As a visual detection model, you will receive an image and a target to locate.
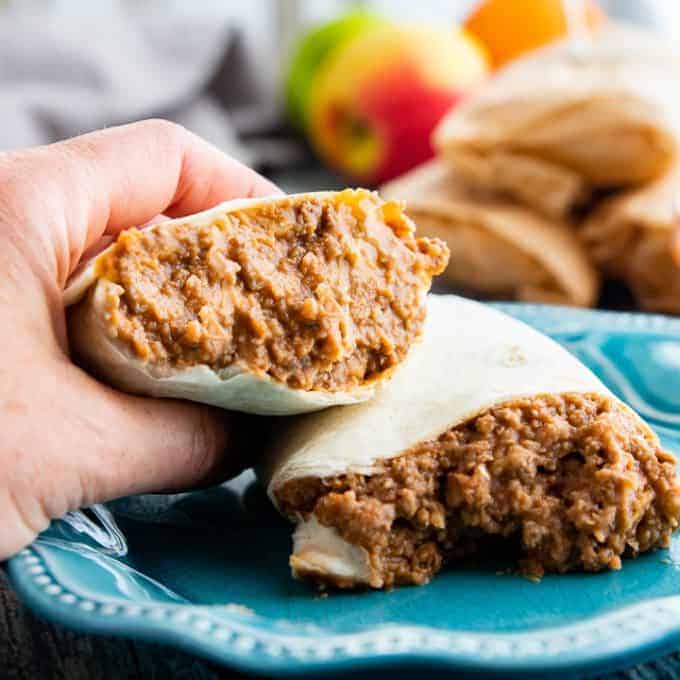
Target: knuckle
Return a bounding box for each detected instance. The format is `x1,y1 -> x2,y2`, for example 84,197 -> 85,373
139,118 -> 188,144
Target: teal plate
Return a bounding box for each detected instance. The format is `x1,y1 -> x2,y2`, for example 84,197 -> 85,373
9,303 -> 680,678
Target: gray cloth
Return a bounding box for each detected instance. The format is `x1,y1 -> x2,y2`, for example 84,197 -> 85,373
0,10 -> 263,162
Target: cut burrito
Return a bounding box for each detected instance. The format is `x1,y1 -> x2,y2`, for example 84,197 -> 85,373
65,190 -> 448,415
580,165 -> 680,313
263,295 -> 680,588
433,25 -> 680,220
381,160 -> 599,306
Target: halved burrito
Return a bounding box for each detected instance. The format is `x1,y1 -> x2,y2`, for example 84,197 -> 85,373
580,165 -> 680,313
433,25 -> 679,220
381,160 -> 599,306
263,295 -> 680,588
65,190 -> 449,415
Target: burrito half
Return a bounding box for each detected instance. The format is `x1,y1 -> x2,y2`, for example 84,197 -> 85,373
381,160 -> 599,306
65,190 -> 448,415
263,295 -> 680,588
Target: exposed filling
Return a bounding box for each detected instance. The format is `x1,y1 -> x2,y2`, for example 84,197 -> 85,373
93,190 -> 448,391
276,393 -> 680,588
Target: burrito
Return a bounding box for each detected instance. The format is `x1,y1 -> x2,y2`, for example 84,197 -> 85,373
381,160 -> 599,306
581,165 -> 680,313
263,295 -> 680,588
433,25 -> 680,220
65,190 -> 449,415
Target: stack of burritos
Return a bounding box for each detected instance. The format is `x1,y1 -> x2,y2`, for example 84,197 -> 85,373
382,23 -> 680,312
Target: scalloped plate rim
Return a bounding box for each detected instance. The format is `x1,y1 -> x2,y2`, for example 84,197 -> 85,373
9,540 -> 680,677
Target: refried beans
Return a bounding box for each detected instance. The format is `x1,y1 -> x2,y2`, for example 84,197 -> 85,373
92,190 -> 448,391
276,393 -> 680,588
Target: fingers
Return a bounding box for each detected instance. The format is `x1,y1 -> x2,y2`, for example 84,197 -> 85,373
0,119 -> 280,286
0,349 -> 261,560
62,356 -> 254,503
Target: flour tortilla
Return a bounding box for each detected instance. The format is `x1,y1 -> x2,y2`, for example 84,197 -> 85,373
381,160 -> 598,306
65,192 -> 395,416
261,295 -> 653,583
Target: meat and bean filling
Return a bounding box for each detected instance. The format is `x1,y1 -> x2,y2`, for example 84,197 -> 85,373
94,190 -> 448,391
276,393 -> 680,588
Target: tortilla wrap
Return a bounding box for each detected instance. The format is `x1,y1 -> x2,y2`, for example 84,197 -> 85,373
65,191 -> 447,415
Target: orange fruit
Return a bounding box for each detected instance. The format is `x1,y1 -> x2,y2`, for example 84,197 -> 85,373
464,0 -> 605,69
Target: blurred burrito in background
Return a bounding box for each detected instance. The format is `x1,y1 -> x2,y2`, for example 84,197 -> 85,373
381,160 -> 599,306
385,22 -> 680,312
581,164 -> 680,312
433,23 -> 680,221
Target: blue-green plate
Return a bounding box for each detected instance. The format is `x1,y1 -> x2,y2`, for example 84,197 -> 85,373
8,303 -> 680,678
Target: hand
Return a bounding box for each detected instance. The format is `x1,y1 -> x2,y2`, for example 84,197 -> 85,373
0,119 -> 280,559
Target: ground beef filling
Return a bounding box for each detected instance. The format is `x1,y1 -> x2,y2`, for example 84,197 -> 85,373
276,393 -> 680,587
94,190 -> 448,391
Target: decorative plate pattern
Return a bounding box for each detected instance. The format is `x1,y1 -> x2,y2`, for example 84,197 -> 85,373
8,303 -> 680,677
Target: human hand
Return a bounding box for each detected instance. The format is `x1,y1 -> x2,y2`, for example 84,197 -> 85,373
0,119 -> 279,559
